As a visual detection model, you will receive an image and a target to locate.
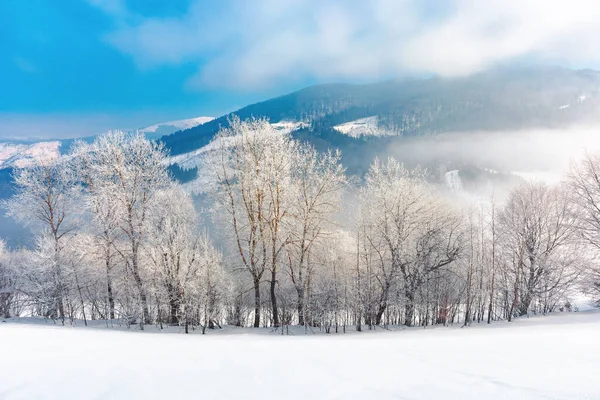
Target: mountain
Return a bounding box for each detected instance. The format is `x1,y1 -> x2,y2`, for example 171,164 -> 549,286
160,66 -> 600,160
0,141 -> 61,170
0,116 -> 214,247
137,116 -> 214,141
157,66 -> 600,188
3,66 -> 598,246
0,116 -> 214,171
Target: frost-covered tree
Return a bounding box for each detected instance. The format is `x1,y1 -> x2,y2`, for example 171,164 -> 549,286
4,159 -> 80,320
567,154 -> 600,305
75,131 -> 171,328
203,117 -> 296,327
72,141 -> 122,320
146,185 -> 201,325
498,182 -> 577,317
0,240 -> 15,318
146,186 -> 229,332
185,234 -> 229,334
285,145 -> 346,325
358,158 -> 462,326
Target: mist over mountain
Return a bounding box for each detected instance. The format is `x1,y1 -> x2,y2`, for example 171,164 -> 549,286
3,66 -> 600,194
159,66 -> 600,187
162,67 -> 600,153
2,66 -> 600,246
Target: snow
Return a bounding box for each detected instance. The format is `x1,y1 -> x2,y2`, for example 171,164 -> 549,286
0,118 -> 213,171
444,169 -> 463,191
166,120 -> 307,174
138,116 -> 214,134
0,141 -> 61,169
1,310 -> 599,400
333,116 -> 395,137
269,120 -> 309,132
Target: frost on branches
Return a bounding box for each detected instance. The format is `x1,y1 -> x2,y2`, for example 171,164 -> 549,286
0,120 -> 598,331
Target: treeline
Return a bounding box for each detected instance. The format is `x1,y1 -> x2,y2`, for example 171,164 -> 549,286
0,117 -> 599,332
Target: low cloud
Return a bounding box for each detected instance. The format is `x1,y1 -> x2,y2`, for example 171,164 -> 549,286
385,125 -> 600,185
92,0 -> 600,89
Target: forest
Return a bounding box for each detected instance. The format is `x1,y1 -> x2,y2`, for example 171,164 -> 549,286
1,117 -> 599,333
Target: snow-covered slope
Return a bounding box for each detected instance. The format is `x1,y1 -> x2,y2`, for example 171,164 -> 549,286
0,141 -> 61,169
0,116 -> 213,170
138,116 -> 214,139
167,120 -> 308,171
1,310 -> 599,399
270,120 -> 309,132
333,116 -> 395,138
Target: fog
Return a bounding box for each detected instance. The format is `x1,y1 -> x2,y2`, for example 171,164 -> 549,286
4,125 -> 600,247
383,124 -> 600,184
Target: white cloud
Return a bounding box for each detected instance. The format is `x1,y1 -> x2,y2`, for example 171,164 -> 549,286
94,0 -> 600,89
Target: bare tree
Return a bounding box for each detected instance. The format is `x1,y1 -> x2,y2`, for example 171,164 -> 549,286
568,153 -> 600,304
76,131 -> 170,328
203,117 -> 294,327
4,158 -> 79,321
0,240 -> 15,318
285,145 -> 346,326
499,182 -> 576,317
358,158 -> 462,326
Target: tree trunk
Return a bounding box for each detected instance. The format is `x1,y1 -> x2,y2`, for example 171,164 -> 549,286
508,273 -> 519,322
404,288 -> 415,327
169,296 -> 179,325
487,272 -> 495,324
487,242 -> 496,324
105,252 -> 115,320
404,302 -> 414,327
375,302 -> 386,325
297,286 -> 305,326
518,293 -> 532,316
270,268 -> 279,327
131,249 -> 150,327
253,277 -> 261,328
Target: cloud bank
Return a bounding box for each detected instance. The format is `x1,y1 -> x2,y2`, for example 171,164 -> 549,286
92,0 -> 600,89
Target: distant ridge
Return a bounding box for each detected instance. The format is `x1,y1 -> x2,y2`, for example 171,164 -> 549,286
160,66 -> 600,157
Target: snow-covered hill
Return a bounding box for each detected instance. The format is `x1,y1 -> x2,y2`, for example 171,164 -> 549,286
167,120 -> 308,171
0,141 -> 61,169
0,116 -> 214,170
333,116 -> 394,137
138,116 -> 214,140
1,310 -> 599,399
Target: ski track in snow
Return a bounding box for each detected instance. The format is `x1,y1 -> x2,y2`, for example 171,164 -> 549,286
1,310 -> 599,400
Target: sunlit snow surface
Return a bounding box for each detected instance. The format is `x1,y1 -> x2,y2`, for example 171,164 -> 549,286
1,310 -> 599,400
0,141 -> 60,169
138,116 -> 214,134
333,116 -> 395,137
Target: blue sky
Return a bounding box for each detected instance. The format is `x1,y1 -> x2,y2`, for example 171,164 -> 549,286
1,0 -> 599,140
0,0 -> 277,139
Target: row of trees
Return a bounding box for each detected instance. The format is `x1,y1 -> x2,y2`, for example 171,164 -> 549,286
1,118 -> 599,332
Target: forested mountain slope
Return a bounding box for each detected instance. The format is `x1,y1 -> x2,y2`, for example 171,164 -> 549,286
161,67 -> 600,158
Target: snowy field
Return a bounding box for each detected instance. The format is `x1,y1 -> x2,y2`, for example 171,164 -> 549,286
1,311 -> 599,400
